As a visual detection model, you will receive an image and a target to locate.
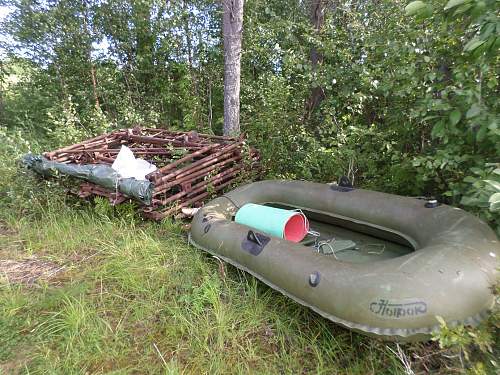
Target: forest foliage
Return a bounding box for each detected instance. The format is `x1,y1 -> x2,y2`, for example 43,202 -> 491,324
0,0 -> 499,232
0,1 -> 499,373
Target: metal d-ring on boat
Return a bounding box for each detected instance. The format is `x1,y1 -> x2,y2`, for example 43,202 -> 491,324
189,180 -> 499,341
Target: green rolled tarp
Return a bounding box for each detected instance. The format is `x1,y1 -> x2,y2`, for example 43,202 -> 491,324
21,154 -> 154,205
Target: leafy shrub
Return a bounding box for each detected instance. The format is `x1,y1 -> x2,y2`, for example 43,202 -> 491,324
432,284 -> 499,374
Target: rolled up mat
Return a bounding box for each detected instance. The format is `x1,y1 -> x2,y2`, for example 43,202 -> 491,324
235,203 -> 309,242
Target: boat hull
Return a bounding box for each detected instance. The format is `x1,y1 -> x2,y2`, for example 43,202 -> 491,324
189,180 -> 499,341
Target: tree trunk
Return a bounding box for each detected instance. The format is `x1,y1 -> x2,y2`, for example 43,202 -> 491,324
222,0 -> 244,136
82,12 -> 100,111
182,0 -> 194,70
207,77 -> 213,133
54,62 -> 70,109
132,1 -> 154,93
305,0 -> 327,120
182,0 -> 202,128
89,63 -> 100,110
0,62 -> 4,124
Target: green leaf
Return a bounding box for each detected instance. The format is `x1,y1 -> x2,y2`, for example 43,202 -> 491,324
444,0 -> 469,10
493,168 -> 500,176
476,124 -> 487,141
405,1 -> 427,15
481,23 -> 495,40
464,38 -> 485,52
466,104 -> 480,119
435,315 -> 447,327
420,4 -> 433,17
484,180 -> 500,192
470,167 -> 483,174
490,201 -> 500,212
431,120 -> 445,139
490,193 -> 500,212
472,1 -> 486,17
453,3 -> 474,16
461,196 -> 490,207
489,192 -> 500,204
449,110 -> 461,126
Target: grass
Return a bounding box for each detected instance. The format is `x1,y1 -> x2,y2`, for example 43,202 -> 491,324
0,150 -> 492,374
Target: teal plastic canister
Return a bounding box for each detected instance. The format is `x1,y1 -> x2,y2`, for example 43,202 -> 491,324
235,203 -> 309,242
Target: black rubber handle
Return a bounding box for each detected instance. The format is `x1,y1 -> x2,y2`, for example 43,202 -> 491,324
247,230 -> 262,246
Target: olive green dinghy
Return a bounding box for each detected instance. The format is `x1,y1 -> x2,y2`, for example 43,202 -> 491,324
189,180 -> 499,341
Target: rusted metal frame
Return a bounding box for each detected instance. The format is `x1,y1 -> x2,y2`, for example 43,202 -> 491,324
48,137 -> 123,161
190,154 -> 261,193
197,134 -> 237,141
146,129 -> 169,138
95,155 -> 115,164
153,153 -> 242,194
52,151 -> 98,163
56,148 -> 178,155
80,137 -> 122,150
152,141 -> 244,185
153,150 -> 236,189
52,148 -> 118,154
153,164 -> 243,205
150,143 -> 213,150
138,128 -> 236,142
145,130 -> 217,143
153,128 -> 237,141
79,183 -> 116,195
149,143 -> 219,178
46,131 -> 125,155
125,141 -> 210,152
151,177 -> 236,219
50,155 -> 74,163
46,129 -> 234,159
185,165 -> 243,197
79,183 -> 128,205
174,152 -> 241,181
140,128 -> 196,137
126,135 -> 210,148
51,143 -> 188,164
126,135 -> 183,143
39,128 -> 256,220
44,132 -> 116,157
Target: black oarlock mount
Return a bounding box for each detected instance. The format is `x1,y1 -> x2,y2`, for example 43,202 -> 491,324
241,230 -> 270,256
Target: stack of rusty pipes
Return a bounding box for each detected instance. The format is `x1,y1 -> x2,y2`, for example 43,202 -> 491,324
43,127 -> 259,220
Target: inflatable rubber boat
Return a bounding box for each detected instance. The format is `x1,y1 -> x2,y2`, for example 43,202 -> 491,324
189,180 -> 499,341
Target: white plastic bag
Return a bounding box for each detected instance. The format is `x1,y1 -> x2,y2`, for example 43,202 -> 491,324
111,145 -> 157,181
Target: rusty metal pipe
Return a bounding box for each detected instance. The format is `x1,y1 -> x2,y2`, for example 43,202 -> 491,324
152,177 -> 235,219
153,154 -> 242,194
150,143 -> 218,178
153,164 -> 243,205
153,141 -> 243,185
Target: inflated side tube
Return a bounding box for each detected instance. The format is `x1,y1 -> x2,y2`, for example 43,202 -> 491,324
189,180 -> 499,342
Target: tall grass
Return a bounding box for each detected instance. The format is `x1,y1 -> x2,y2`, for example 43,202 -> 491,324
1,147 -> 494,374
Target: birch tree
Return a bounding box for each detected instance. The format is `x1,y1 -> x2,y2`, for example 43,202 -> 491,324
222,0 -> 244,136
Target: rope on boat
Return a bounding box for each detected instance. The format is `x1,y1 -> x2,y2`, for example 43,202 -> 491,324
361,243 -> 386,255
311,232 -> 386,259
220,195 -> 241,210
